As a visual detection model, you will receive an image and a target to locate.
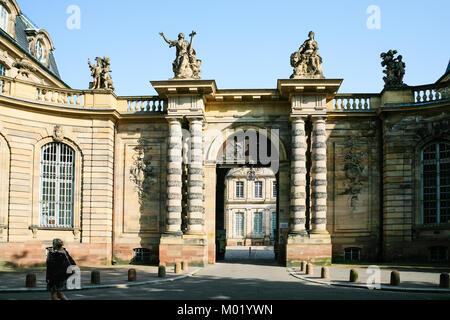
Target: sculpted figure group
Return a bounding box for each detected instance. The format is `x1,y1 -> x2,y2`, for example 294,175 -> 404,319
290,31 -> 324,79
381,49 -> 406,88
88,57 -> 115,91
159,31 -> 202,80
87,31 -> 407,88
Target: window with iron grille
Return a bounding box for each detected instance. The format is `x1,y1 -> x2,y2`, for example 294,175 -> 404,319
271,212 -> 276,238
428,246 -> 448,262
272,181 -> 277,198
40,143 -> 75,228
254,212 -> 263,236
235,213 -> 245,237
254,181 -> 263,198
235,181 -> 244,199
344,247 -> 361,261
421,142 -> 450,225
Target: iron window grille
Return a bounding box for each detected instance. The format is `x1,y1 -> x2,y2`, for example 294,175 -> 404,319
344,247 -> 361,261
235,212 -> 245,238
421,142 -> 450,225
40,143 -> 75,229
254,212 -> 263,236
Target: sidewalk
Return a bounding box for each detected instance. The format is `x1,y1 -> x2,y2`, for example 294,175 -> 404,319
0,264 -> 201,293
288,264 -> 450,294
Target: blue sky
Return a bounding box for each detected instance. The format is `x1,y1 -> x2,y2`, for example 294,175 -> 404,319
19,0 -> 449,96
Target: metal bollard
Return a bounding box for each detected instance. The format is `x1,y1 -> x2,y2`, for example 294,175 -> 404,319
26,273 -> 37,288
306,263 -> 314,275
300,261 -> 306,272
128,268 -> 137,282
181,261 -> 189,271
440,273 -> 449,288
175,262 -> 182,274
158,265 -> 166,278
349,269 -> 358,283
91,270 -> 101,285
390,271 -> 400,286
321,266 -> 330,279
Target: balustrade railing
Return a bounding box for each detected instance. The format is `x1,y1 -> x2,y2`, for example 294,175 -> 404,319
412,81 -> 449,104
119,96 -> 166,113
332,94 -> 379,111
35,86 -> 85,107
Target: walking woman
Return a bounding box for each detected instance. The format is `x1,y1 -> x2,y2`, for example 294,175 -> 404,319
46,239 -> 76,300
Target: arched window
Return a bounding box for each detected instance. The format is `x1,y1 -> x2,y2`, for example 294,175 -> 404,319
40,143 -> 75,228
421,142 -> 450,225
0,5 -> 8,32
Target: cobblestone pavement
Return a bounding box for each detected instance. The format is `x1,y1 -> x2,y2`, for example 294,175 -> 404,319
293,264 -> 450,289
1,261 -> 449,300
0,264 -> 185,290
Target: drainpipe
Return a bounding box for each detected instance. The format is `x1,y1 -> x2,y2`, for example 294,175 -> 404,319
111,121 -> 117,265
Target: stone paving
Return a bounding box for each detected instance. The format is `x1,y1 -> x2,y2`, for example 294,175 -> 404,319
290,264 -> 450,290
0,264 -> 188,290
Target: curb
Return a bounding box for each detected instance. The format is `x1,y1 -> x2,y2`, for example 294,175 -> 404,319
287,268 -> 450,294
0,268 -> 202,294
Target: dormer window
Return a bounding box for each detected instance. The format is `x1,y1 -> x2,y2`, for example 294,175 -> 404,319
0,4 -> 8,32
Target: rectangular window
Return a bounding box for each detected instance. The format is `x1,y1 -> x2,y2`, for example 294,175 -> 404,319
254,181 -> 263,198
271,212 -> 276,238
235,181 -> 244,199
235,213 -> 244,237
254,212 -> 262,236
272,181 -> 277,198
0,64 -> 5,76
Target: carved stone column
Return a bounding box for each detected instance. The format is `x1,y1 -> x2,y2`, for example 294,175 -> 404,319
310,116 -> 328,234
186,116 -> 205,234
166,116 -> 183,236
290,116 -> 308,236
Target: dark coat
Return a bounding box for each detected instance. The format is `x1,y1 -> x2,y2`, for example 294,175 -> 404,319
46,248 -> 76,291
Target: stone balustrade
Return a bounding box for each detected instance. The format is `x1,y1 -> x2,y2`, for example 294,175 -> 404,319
35,85 -> 85,107
118,96 -> 166,113
332,94 -> 379,111
412,81 -> 449,104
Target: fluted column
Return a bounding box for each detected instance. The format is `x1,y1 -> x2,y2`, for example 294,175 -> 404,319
290,116 -> 308,236
186,117 -> 205,235
166,117 -> 183,236
310,116 -> 328,234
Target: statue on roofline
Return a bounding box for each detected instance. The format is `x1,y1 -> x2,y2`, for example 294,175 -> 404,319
88,56 -> 115,91
290,31 -> 324,79
381,50 -> 407,88
159,31 -> 202,80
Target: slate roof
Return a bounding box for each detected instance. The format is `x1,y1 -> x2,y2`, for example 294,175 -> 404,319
0,14 -> 63,82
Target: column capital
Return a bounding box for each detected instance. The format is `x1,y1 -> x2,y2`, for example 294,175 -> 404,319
165,115 -> 184,122
310,115 -> 328,122
290,115 -> 308,123
186,115 -> 205,123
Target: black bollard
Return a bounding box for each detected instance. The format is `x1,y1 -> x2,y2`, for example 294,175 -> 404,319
91,270 -> 101,285
26,273 -> 37,288
128,268 -> 137,282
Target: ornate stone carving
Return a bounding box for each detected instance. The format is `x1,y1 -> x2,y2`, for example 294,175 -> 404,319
129,139 -> 155,205
159,31 -> 202,80
13,56 -> 36,79
340,137 -> 365,212
290,31 -> 324,79
52,125 -> 64,142
88,57 -> 115,91
381,50 -> 407,88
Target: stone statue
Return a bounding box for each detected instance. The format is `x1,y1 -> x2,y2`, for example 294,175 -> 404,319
88,57 -> 115,91
381,50 -> 406,88
159,31 -> 202,80
290,31 -> 324,79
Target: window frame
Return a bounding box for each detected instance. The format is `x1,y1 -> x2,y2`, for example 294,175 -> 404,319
420,142 -> 450,226
253,212 -> 263,236
234,212 -> 245,238
235,181 -> 244,199
254,181 -> 263,199
39,142 -> 75,229
0,5 -> 9,32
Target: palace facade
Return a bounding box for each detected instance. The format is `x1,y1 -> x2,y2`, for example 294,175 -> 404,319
0,1 -> 448,267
